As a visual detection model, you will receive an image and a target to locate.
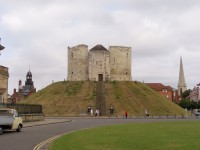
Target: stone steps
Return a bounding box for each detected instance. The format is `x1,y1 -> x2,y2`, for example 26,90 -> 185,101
96,81 -> 106,116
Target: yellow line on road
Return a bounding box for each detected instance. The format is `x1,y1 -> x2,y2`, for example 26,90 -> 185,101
33,127 -> 90,150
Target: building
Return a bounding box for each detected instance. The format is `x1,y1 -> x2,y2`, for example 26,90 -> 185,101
178,57 -> 187,96
67,44 -> 132,81
0,38 -> 5,53
0,40 -> 9,103
146,83 -> 179,102
189,83 -> 200,102
0,65 -> 9,103
11,69 -> 36,103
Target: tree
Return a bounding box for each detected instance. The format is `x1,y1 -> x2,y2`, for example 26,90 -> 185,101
178,99 -> 192,110
181,89 -> 191,99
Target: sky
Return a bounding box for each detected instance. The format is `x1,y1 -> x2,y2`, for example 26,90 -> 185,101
0,0 -> 200,94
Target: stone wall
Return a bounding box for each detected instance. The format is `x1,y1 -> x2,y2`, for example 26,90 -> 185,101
88,49 -> 110,81
67,44 -> 88,81
0,65 -> 9,103
109,46 -> 132,81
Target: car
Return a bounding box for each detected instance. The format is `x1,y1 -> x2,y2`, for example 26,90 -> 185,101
0,108 -> 23,135
195,111 -> 200,116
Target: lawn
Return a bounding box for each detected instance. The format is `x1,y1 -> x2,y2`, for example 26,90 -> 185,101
49,121 -> 200,150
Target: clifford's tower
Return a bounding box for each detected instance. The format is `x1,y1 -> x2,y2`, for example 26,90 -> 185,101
178,57 -> 187,97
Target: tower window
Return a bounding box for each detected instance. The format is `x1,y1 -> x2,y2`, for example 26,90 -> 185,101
72,72 -> 73,74
71,53 -> 73,58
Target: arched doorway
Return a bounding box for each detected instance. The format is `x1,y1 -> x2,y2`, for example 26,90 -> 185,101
98,74 -> 103,81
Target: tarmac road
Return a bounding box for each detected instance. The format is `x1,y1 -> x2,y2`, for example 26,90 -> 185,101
0,117 -> 198,150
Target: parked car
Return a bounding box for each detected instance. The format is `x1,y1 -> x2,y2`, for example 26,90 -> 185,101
0,108 -> 23,135
195,111 -> 200,116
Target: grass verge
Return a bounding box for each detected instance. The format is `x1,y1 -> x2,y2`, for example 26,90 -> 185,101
49,121 -> 200,150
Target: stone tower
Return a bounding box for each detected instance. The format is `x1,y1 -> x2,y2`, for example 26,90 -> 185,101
109,46 -> 132,81
67,44 -> 88,81
67,44 -> 132,81
178,57 -> 187,96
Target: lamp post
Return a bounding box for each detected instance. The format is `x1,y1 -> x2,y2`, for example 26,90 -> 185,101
0,38 -> 5,54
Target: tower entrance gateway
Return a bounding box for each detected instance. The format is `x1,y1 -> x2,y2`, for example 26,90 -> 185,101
98,74 -> 103,81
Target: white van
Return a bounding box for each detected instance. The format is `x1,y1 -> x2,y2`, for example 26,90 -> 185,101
0,108 -> 23,135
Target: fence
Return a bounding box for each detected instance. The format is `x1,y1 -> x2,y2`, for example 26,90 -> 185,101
0,103 -> 43,114
20,114 -> 45,122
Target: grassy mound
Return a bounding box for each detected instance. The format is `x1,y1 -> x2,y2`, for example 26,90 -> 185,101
19,81 -> 186,116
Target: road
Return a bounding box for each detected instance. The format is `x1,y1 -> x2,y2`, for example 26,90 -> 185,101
0,117 -> 198,150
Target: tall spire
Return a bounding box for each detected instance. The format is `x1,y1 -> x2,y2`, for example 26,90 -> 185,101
178,57 -> 187,96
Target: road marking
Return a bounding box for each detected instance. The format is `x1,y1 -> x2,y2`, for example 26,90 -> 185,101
33,127 -> 90,150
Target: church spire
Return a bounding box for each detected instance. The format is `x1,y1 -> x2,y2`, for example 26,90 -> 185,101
178,57 -> 187,96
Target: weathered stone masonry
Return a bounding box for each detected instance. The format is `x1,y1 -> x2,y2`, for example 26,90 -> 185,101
0,65 -> 9,103
67,44 -> 132,81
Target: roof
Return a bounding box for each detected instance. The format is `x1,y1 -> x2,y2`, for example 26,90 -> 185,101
90,44 -> 107,51
146,83 -> 173,91
26,70 -> 32,76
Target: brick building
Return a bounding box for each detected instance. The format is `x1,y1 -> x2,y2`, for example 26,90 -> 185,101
146,83 -> 179,102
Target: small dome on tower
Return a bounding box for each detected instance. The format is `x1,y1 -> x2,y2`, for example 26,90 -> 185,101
26,70 -> 32,77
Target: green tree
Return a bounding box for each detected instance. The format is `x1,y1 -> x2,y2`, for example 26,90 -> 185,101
181,89 -> 191,99
179,99 -> 192,110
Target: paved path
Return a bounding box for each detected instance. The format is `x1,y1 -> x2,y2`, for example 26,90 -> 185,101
24,118 -> 71,127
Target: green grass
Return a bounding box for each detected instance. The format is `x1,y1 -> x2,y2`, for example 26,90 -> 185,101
112,81 -> 122,99
49,121 -> 200,150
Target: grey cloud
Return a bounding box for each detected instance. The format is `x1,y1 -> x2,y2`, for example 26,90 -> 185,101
0,0 -> 200,94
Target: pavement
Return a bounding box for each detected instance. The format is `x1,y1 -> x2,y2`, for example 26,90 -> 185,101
23,118 -> 72,128
23,115 -> 199,128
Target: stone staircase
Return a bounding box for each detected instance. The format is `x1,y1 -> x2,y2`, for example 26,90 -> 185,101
96,81 -> 106,116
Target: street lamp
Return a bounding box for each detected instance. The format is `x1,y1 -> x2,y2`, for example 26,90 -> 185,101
0,38 -> 5,53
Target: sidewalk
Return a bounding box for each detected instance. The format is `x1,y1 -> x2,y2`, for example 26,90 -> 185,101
23,118 -> 71,128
